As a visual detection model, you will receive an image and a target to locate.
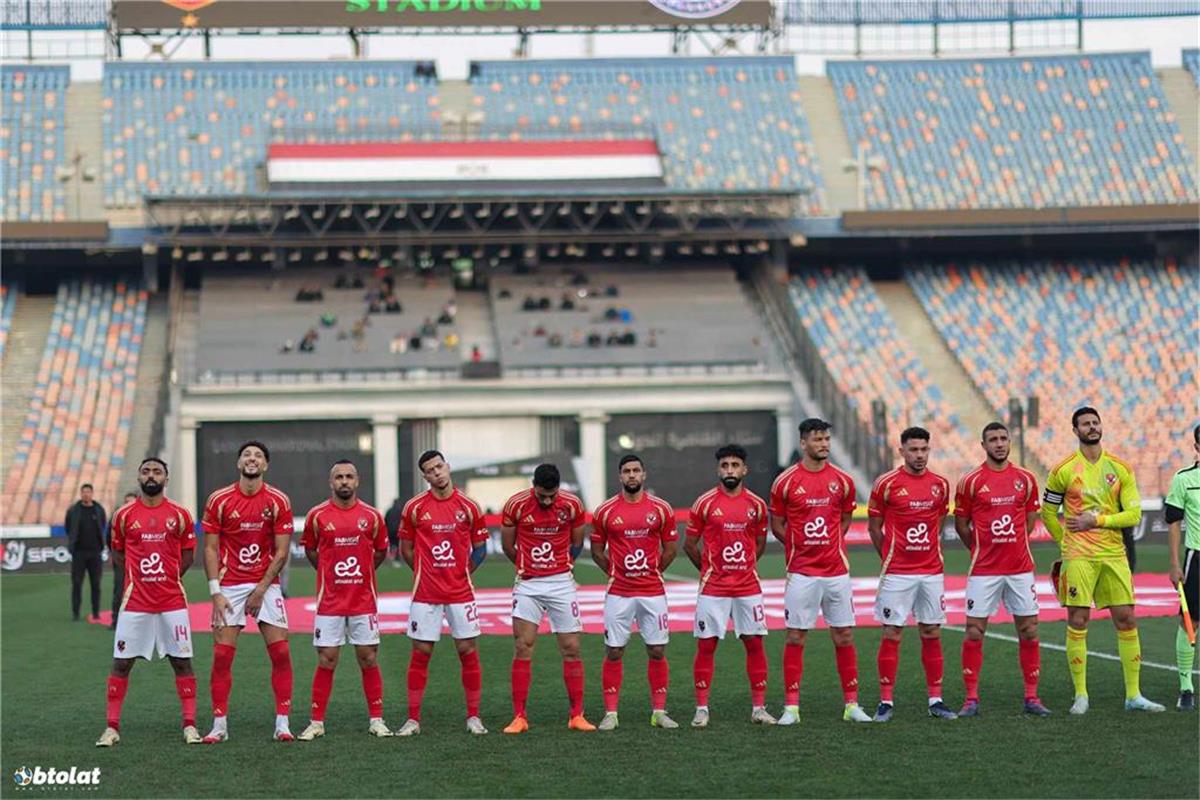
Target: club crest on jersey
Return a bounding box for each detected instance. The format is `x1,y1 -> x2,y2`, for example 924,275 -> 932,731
455,510 -> 467,522
117,640 -> 126,652
747,507 -> 758,519
1104,473 -> 1117,486
166,516 -> 178,529
262,507 -> 274,520
1013,478 -> 1024,492
357,517 -> 369,530
646,512 -> 658,526
556,509 -> 568,523
828,481 -> 840,495
931,484 -> 943,498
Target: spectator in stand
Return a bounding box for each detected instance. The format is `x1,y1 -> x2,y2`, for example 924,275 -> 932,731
568,328 -> 584,348
587,331 -> 602,348
605,284 -> 619,297
560,293 -> 576,311
538,296 -> 551,311
522,295 -> 537,311
420,317 -> 437,338
66,483 -> 107,622
470,344 -> 483,363
299,328 -> 318,352
390,333 -> 409,354
385,294 -> 402,314
499,288 -> 513,300
604,306 -> 620,321
280,338 -> 295,353
548,332 -> 564,348
533,324 -> 548,337
621,330 -> 637,346
444,332 -> 460,350
606,330 -> 622,347
320,311 -> 337,328
351,317 -> 368,352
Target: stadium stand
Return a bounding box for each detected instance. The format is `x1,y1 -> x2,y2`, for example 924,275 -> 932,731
907,257 -> 1199,494
192,268 -> 461,382
828,52 -> 1197,209
788,267 -> 978,479
1,64 -> 68,221
101,61 -> 439,206
1185,48 -> 1200,87
0,284 -> 16,359
469,57 -> 825,212
1,278 -> 147,524
489,267 -> 774,375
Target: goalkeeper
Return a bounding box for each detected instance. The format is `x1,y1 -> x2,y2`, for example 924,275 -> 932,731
1041,407 -> 1164,715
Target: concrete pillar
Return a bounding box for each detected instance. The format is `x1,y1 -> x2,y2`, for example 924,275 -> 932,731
576,409 -> 609,509
776,406 -> 796,467
372,414 -> 400,511
178,417 -> 198,514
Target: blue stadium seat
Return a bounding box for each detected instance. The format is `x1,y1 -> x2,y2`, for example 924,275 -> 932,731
1185,49 -> 1200,87
1,65 -> 68,221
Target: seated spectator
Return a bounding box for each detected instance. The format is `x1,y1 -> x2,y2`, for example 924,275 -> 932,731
571,272 -> 588,286
568,328 -> 584,348
419,317 -> 437,337
445,298 -> 457,318
422,333 -> 439,351
538,296 -> 551,311
334,273 -> 350,289
320,311 -> 337,328
295,285 -> 324,302
604,306 -> 620,321
280,338 -> 295,353
606,330 -> 622,347
352,274 -> 365,289
499,288 -> 513,300
560,293 -> 576,311
389,333 -> 408,354
548,332 -> 563,348
619,308 -> 633,324
522,295 -> 538,311
587,331 -> 602,348
444,332 -> 460,349
368,298 -> 383,314
351,318 -> 368,352
384,294 -> 402,313
470,344 -> 483,363
533,324 -> 547,337
437,308 -> 454,325
605,284 -> 619,297
382,275 -> 395,293
621,330 -> 637,346
299,328 -> 318,352
409,335 -> 423,351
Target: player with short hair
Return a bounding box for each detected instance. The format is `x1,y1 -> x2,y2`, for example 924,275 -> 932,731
395,450 -> 490,736
201,440 -> 297,743
500,463 -> 594,733
1166,424 -> 1200,711
96,458 -> 199,747
296,460 -> 391,741
591,454 -> 680,730
685,444 -> 774,728
770,418 -> 873,725
1042,407 -> 1164,714
869,426 -> 956,722
954,422 -> 1050,717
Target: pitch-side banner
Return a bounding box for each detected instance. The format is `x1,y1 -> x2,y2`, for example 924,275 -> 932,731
266,141 -> 663,184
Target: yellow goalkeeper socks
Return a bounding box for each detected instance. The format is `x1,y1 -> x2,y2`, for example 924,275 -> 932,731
1117,628 -> 1142,700
1066,627 -> 1088,697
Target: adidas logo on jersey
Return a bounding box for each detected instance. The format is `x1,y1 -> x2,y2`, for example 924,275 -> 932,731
324,522 -> 336,532
130,521 -> 141,530
613,516 -> 624,525
229,510 -> 241,520
421,512 -> 433,521
793,485 -> 807,495
712,508 -> 723,516
979,484 -> 991,493
524,515 -> 536,523
895,488 -> 909,497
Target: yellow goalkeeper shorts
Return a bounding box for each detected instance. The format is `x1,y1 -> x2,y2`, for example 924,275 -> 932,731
1060,558 -> 1135,609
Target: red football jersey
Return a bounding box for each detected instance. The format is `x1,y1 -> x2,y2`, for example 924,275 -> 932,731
202,482 -> 294,586
399,488 -> 488,604
868,468 -> 950,575
687,487 -> 768,598
502,488 -> 586,580
110,497 -> 196,613
770,462 -> 857,577
955,462 -> 1040,576
300,499 -> 388,616
591,493 -> 678,597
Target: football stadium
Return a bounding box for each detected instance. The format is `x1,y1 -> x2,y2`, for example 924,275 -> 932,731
1,0 -> 1198,797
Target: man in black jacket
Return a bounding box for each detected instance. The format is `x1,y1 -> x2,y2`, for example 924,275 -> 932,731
65,483 -> 106,621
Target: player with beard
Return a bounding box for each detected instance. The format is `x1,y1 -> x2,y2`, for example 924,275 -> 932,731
96,458 -> 199,747
201,441 -> 296,742
1042,407 -> 1163,714
591,454 -> 679,730
685,444 -> 774,728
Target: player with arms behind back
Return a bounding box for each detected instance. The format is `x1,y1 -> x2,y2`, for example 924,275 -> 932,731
591,454 -> 679,730
869,427 -> 956,722
500,463 -> 594,733
201,440 -> 296,742
770,419 -> 873,725
1165,424 -> 1200,711
395,450 -> 490,736
296,460 -> 392,741
685,444 -> 774,728
954,422 -> 1050,717
96,458 -> 199,747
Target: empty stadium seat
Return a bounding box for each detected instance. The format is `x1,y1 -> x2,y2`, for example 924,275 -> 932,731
1185,49 -> 1200,88
1,65 -> 68,221
0,283 -> 15,358
828,52 -> 1197,209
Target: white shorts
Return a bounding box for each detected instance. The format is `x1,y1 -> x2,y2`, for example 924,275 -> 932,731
874,573 -> 946,626
314,613 -> 380,647
784,573 -> 856,630
604,594 -> 670,647
512,574 -> 581,634
693,593 -> 767,639
113,609 -> 193,661
407,601 -> 481,642
217,582 -> 288,629
965,572 -> 1039,618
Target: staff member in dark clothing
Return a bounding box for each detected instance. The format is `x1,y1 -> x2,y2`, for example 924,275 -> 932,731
106,491 -> 138,628
384,496 -> 404,568
65,483 -> 106,621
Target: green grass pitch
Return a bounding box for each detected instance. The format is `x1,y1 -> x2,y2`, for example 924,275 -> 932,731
2,544 -> 1196,798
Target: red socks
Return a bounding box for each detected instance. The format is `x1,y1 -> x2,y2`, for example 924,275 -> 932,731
877,638 -> 900,703
511,658 -> 532,718
459,650 -> 482,719
920,636 -> 944,700
311,665 -> 334,722
266,640 -> 293,716
210,643 -> 236,717
835,643 -> 859,704
743,636 -> 768,707
693,637 -> 718,706
407,650 -> 431,722
783,642 -> 804,706
962,638 -> 983,702
602,659 -> 623,713
106,675 -> 128,730
1019,637 -> 1041,700
563,659 -> 585,717
175,675 -> 197,728
647,657 -> 669,711
361,664 -> 384,719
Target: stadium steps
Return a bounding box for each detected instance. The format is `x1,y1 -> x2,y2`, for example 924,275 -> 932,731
452,290 -> 497,361
0,294 -> 56,487
174,289 -> 201,385
63,81 -> 105,220
1159,67 -> 1199,170
123,291 -> 169,470
795,75 -> 858,214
